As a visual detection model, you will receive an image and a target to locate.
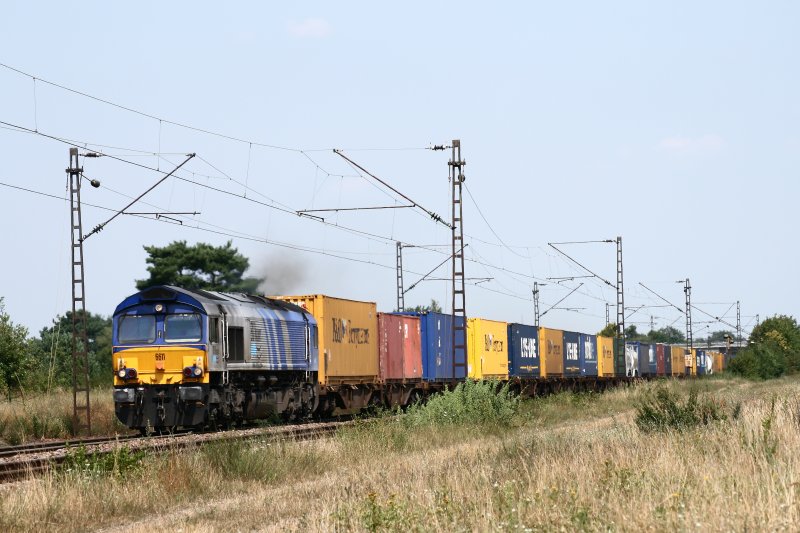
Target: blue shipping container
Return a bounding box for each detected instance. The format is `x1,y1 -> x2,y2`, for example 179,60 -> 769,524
507,323 -> 540,378
563,331 -> 581,378
579,333 -> 598,377
696,349 -> 707,376
398,312 -> 466,381
664,344 -> 672,375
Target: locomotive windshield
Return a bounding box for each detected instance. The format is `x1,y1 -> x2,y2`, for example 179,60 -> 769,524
165,313 -> 202,343
118,315 -> 156,344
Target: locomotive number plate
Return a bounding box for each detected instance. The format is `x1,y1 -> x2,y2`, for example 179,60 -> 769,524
154,353 -> 166,361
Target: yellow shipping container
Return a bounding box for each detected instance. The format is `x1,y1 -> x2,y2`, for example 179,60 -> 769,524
597,336 -> 615,377
671,346 -> 685,376
467,318 -> 509,380
275,294 -> 378,385
539,327 -> 564,378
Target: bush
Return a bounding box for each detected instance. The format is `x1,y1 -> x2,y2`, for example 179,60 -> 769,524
404,380 -> 520,428
60,445 -> 145,479
635,387 -> 729,433
728,343 -> 787,380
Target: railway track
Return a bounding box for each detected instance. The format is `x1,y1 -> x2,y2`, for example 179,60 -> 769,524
0,420 -> 351,484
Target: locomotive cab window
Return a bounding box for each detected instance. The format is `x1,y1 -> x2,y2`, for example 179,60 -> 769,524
165,313 -> 202,343
118,315 -> 156,344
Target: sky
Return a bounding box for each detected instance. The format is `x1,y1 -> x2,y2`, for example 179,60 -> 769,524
0,1 -> 797,340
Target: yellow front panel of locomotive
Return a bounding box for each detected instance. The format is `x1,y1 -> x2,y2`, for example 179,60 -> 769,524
113,346 -> 208,385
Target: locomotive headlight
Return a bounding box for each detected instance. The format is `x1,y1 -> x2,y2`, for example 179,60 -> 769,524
183,365 -> 203,378
117,368 -> 137,380
154,304 -> 164,313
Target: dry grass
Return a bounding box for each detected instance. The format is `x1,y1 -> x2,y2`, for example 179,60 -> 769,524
0,388 -> 128,444
1,376 -> 798,532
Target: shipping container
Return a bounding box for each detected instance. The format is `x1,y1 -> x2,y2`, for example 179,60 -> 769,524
689,348 -> 697,376
563,331 -> 581,378
664,344 -> 673,376
625,342 -> 640,377
507,323 -> 539,378
398,311 -> 466,381
597,336 -> 615,377
613,337 -> 626,376
695,349 -> 708,376
377,313 -> 422,382
275,295 -> 378,385
579,333 -> 598,377
671,345 -> 687,376
640,343 -> 657,376
656,344 -> 665,376
467,318 -> 509,380
712,351 -> 725,374
539,327 -> 564,378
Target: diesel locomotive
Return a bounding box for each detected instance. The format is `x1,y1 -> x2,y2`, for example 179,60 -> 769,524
112,285 -> 321,432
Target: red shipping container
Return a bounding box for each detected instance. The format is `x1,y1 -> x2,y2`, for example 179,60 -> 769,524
656,344 -> 665,376
378,313 -> 422,382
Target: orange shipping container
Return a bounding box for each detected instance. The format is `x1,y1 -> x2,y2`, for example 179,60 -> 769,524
711,351 -> 725,374
275,295 -> 379,385
671,346 -> 686,376
597,336 -> 615,377
539,327 -> 564,378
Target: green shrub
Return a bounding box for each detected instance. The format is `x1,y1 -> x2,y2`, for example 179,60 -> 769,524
60,445 -> 145,479
635,387 -> 728,433
728,343 -> 787,380
404,380 -> 520,428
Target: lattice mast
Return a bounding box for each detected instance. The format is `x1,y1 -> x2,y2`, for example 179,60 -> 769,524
395,242 -> 405,312
615,236 -> 625,368
67,148 -> 91,435
683,278 -> 693,374
450,140 -> 467,379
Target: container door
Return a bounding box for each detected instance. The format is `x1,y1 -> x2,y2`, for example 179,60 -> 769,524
579,334 -> 598,377
626,342 -> 639,377
563,331 -> 580,378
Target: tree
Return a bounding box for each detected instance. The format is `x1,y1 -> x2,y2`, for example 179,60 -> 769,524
625,324 -> 642,340
403,299 -> 443,313
27,311 -> 113,389
0,298 -> 30,392
136,240 -> 262,292
647,326 -> 686,344
598,323 -> 617,337
747,315 -> 800,372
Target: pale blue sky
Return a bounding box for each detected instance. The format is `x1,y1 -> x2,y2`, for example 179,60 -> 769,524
1,2 -> 797,338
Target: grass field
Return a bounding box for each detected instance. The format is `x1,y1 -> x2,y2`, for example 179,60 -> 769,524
0,388 -> 128,445
1,376 -> 798,532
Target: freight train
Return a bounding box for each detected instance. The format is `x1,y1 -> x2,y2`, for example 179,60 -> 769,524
112,285 -> 725,433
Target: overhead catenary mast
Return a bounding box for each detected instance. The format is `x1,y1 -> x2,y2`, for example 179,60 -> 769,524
395,242 -> 404,312
67,148 -> 92,435
450,140 -> 467,379
682,278 -> 693,374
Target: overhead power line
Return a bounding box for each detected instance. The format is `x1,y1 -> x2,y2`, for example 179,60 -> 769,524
638,282 -> 684,314
548,242 -> 615,287
333,149 -> 451,229
83,153 -> 196,240
463,183 -> 526,258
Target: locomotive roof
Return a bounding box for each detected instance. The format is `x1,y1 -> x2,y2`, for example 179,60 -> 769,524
115,285 -> 312,318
